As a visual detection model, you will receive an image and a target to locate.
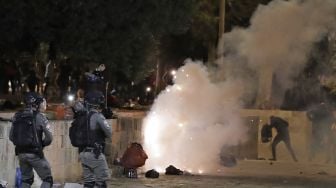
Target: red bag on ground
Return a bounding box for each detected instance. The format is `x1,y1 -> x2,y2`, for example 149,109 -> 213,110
121,143 -> 148,169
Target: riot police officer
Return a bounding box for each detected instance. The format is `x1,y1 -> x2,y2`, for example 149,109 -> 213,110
79,91 -> 112,188
9,92 -> 53,188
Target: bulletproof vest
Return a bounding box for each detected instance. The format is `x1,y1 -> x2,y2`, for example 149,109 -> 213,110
89,114 -> 105,145
69,111 -> 94,147
69,111 -> 105,148
12,110 -> 43,153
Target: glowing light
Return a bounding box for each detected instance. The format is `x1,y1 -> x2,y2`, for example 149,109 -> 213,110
176,85 -> 182,91
173,75 -> 177,79
155,167 -> 164,173
186,74 -> 189,77
170,70 -> 177,76
198,169 -> 203,174
146,87 -> 151,92
178,123 -> 184,127
166,88 -> 171,92
144,115 -> 162,166
187,169 -> 193,173
67,94 -> 74,102
8,81 -> 12,93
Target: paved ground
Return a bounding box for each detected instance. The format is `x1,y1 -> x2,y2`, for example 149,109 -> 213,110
108,160 -> 336,188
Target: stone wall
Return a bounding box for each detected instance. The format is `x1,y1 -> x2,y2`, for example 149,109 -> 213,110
0,119 -> 82,187
0,111 -> 145,187
240,109 -> 313,162
0,109 -> 329,186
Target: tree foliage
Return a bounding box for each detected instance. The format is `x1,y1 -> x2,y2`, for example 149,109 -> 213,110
0,0 -> 196,82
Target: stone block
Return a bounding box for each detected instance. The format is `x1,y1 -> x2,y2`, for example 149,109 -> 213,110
64,149 -> 72,164
52,165 -> 65,183
0,126 -> 6,139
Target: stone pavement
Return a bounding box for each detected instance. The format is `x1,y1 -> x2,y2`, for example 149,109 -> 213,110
108,160 -> 336,188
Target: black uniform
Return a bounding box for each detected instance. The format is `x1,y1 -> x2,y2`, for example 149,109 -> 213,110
269,116 -> 298,162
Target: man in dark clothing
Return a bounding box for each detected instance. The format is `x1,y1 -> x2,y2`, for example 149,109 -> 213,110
57,58 -> 72,100
267,116 -> 298,162
25,70 -> 40,92
9,92 -> 53,188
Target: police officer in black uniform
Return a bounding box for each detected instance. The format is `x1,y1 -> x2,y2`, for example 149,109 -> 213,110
79,91 -> 112,188
9,92 -> 53,188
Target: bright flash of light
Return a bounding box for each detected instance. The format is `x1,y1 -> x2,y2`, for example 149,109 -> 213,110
144,115 -> 162,162
146,87 -> 151,92
67,94 -> 74,102
143,62 -> 247,175
155,167 -> 164,173
170,70 -> 177,76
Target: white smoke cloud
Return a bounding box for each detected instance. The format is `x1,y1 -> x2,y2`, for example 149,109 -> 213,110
143,0 -> 336,173
143,60 -> 247,173
221,0 -> 336,105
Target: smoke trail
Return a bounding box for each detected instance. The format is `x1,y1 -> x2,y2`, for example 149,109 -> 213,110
143,0 -> 336,173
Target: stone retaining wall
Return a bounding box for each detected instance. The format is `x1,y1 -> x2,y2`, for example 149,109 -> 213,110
0,109 -> 329,186
240,110 -> 313,162
0,111 -> 145,187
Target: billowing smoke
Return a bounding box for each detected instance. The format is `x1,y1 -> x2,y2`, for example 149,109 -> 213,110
220,0 -> 336,106
143,0 -> 336,173
143,60 -> 247,173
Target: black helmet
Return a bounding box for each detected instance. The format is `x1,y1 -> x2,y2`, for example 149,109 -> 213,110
24,92 -> 44,107
85,91 -> 105,107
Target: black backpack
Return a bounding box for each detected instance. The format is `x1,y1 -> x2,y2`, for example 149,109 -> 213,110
145,169 -> 159,178
69,111 -> 95,147
11,111 -> 40,148
261,124 -> 272,143
165,165 -> 183,175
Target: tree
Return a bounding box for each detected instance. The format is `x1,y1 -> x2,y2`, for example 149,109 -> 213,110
0,0 -> 196,84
